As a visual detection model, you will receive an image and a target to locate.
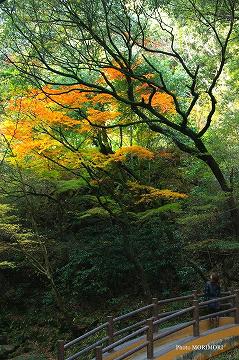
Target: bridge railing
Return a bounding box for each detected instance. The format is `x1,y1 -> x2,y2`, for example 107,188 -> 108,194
57,289 -> 239,360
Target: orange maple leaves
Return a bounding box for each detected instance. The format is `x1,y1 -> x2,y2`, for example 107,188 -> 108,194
1,79 -> 188,204
103,67 -> 123,80
3,68 -> 175,169
141,92 -> 175,113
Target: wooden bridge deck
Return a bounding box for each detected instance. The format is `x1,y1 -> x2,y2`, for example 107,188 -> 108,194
57,290 -> 239,360
103,317 -> 239,360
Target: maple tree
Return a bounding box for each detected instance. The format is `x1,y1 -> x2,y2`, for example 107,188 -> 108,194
1,74 -> 188,299
1,0 -> 239,236
2,2 -> 239,356
2,78 -> 186,201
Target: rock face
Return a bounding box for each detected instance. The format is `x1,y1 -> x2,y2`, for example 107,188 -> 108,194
0,344 -> 16,359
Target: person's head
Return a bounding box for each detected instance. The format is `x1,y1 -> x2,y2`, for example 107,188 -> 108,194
210,272 -> 220,283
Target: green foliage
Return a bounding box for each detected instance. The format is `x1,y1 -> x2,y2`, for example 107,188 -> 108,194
76,207 -> 111,222
187,239 -> 239,252
1,0 -> 239,357
0,260 -> 16,269
136,203 -> 181,223
56,179 -> 87,193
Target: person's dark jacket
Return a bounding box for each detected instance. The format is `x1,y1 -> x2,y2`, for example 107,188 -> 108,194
204,281 -> 221,311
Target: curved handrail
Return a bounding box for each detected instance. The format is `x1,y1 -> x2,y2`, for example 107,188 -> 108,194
199,294 -> 235,306
154,306 -> 195,325
56,289 -> 239,360
114,304 -> 153,322
64,323 -> 108,350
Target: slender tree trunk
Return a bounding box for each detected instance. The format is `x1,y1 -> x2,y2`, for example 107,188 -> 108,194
49,276 -> 73,323
191,137 -> 239,237
16,165 -> 74,324
200,153 -> 239,236
227,195 -> 239,237
150,126 -> 239,236
133,258 -> 152,300
124,250 -> 152,300
186,259 -> 208,282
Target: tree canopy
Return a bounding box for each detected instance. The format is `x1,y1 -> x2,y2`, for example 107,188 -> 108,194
1,0 -> 239,357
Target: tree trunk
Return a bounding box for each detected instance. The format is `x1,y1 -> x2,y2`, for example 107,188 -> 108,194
200,154 -> 239,236
124,250 -> 152,300
186,259 -> 208,282
150,126 -> 239,236
227,195 -> 239,237
191,137 -> 239,237
49,276 -> 74,328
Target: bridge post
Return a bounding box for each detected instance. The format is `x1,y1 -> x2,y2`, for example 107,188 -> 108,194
146,318 -> 154,359
193,299 -> 200,337
234,290 -> 239,324
57,340 -> 65,360
95,346 -> 103,360
152,298 -> 159,333
107,315 -> 114,351
192,289 -> 198,300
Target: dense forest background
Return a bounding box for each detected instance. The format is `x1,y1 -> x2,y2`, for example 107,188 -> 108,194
1,0 -> 239,358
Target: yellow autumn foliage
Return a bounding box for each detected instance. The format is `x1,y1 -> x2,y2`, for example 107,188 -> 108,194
87,108 -> 120,125
112,146 -> 154,161
128,181 -> 188,203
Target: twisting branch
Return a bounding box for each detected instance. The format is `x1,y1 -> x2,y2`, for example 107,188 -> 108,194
1,0 -> 237,198
197,0 -> 235,137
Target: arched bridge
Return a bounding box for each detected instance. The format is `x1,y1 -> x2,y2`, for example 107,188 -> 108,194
57,290 -> 239,360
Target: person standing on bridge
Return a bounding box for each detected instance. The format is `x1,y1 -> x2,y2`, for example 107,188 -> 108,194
204,272 -> 221,328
